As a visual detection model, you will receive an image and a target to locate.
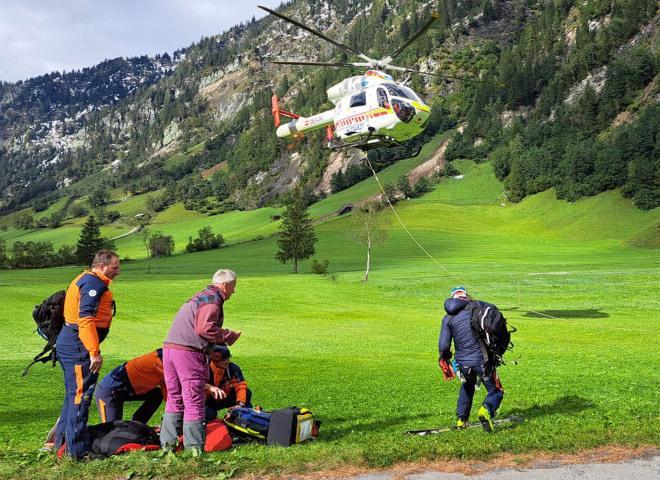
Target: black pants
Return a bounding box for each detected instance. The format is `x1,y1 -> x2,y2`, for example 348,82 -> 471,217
96,383 -> 164,425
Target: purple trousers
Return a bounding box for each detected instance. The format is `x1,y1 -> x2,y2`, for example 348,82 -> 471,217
163,348 -> 208,422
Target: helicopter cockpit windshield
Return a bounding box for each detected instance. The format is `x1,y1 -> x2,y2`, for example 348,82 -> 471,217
382,85 -> 417,123
386,85 -> 423,103
398,85 -> 423,104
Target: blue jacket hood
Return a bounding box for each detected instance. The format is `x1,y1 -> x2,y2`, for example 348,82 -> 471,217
444,297 -> 469,315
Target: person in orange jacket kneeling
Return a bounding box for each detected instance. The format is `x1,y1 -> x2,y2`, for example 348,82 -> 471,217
96,349 -> 167,425
204,346 -> 253,421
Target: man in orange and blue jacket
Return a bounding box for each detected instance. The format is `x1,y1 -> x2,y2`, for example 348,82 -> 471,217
55,249 -> 120,459
205,346 -> 252,421
96,349 -> 167,425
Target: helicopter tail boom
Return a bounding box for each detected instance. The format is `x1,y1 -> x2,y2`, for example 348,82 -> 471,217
276,111 -> 335,139
270,95 -> 335,139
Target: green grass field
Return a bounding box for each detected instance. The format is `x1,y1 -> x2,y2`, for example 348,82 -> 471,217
0,158 -> 659,479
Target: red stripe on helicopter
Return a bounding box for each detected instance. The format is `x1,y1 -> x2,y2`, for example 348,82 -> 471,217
336,109 -> 389,129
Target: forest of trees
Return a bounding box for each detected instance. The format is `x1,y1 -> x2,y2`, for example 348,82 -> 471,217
444,0 -> 660,209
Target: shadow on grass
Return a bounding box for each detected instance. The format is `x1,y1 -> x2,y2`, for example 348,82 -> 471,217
510,395 -> 595,420
326,411 -> 437,436
501,306 -> 609,319
521,309 -> 609,319
323,396 -> 595,436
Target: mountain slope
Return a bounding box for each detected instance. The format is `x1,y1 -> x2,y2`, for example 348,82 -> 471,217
1,0 -> 659,222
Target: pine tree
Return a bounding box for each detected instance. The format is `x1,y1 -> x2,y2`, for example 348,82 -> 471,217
275,185 -> 317,273
76,215 -> 104,267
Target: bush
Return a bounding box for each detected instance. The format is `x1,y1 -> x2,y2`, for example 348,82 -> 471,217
412,177 -> 431,196
69,203 -> 89,218
185,226 -> 225,253
444,163 -> 460,176
311,259 -> 329,275
633,188 -> 660,211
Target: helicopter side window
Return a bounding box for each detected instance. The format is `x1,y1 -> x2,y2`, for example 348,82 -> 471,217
377,88 -> 390,109
349,92 -> 367,108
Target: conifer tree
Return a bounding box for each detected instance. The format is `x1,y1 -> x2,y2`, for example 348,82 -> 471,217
275,185 -> 317,273
76,215 -> 104,266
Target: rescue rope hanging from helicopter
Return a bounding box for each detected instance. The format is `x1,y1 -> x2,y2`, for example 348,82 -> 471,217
363,159 -> 655,333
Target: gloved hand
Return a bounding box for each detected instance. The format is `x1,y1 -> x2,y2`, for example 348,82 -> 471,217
439,358 -> 456,380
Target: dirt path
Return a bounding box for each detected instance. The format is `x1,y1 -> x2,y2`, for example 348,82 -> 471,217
109,226 -> 139,241
248,446 -> 659,480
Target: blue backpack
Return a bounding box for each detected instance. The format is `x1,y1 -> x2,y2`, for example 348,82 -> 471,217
224,407 -> 271,440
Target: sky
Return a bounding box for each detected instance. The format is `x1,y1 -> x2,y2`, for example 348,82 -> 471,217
0,0 -> 284,83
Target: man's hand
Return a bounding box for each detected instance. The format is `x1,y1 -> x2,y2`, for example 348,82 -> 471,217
439,358 -> 456,380
225,331 -> 242,346
206,385 -> 227,401
90,354 -> 103,374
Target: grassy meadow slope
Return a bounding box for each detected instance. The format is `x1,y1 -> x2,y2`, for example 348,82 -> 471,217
0,158 -> 658,479
0,133 -> 446,259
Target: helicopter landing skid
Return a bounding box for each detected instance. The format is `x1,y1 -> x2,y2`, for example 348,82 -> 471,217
327,132 -> 421,162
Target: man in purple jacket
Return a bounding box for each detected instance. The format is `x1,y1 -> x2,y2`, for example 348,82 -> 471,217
160,269 -> 242,452
438,286 -> 504,433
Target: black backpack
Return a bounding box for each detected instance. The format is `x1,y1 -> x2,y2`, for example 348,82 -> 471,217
22,290 -> 66,376
88,420 -> 160,457
468,301 -> 515,366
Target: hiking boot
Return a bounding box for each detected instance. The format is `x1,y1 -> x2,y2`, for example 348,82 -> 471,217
456,418 -> 469,429
478,406 -> 494,433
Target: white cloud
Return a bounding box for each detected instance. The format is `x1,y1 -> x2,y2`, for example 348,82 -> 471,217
0,0 -> 282,82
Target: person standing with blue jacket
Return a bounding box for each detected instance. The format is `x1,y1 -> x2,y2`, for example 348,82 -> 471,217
438,286 -> 504,433
55,249 -> 120,459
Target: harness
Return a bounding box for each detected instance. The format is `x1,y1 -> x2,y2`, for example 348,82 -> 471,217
447,311 -> 489,385
448,305 -> 491,365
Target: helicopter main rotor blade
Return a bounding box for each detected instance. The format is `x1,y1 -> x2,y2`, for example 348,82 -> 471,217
270,60 -> 364,68
396,67 -> 506,87
384,13 -> 440,64
258,6 -> 376,65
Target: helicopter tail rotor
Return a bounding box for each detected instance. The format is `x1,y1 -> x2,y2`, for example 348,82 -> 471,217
271,94 -> 301,128
271,95 -> 281,127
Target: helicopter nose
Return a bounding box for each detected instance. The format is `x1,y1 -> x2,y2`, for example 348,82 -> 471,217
392,99 -> 416,123
415,104 -> 431,125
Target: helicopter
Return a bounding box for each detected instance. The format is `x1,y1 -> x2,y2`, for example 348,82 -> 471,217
258,5 -> 443,161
